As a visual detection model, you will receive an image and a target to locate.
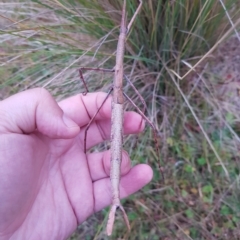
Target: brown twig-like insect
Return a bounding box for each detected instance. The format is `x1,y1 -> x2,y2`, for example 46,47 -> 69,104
79,0 -> 163,236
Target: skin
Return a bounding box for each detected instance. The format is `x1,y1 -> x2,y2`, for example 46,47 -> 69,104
0,88 -> 153,240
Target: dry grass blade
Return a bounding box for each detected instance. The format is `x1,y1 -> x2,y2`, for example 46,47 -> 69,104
166,63 -> 229,179
218,0 -> 240,42
171,17 -> 240,80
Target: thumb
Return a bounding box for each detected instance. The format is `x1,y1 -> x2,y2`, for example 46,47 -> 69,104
0,88 -> 80,138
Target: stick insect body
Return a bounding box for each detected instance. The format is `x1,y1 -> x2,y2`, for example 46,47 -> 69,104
106,0 -> 132,235
79,0 -> 163,236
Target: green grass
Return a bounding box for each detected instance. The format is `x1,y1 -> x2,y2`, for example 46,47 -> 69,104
1,0 -> 240,239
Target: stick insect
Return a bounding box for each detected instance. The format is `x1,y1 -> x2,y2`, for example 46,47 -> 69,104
79,0 -> 163,236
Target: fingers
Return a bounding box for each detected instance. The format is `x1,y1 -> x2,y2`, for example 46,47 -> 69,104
59,92 -> 144,133
93,164 -> 153,212
58,92 -> 145,150
0,88 -> 80,138
88,150 -> 131,181
58,92 -> 112,127
81,111 -> 144,150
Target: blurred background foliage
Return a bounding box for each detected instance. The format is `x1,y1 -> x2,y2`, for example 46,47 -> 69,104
1,0 -> 240,239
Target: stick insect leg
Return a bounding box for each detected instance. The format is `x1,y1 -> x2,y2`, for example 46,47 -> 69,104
84,87 -> 113,153
127,0 -> 143,32
123,92 -> 165,182
79,67 -> 114,95
107,204 -> 130,236
124,74 -> 147,123
124,74 -> 147,148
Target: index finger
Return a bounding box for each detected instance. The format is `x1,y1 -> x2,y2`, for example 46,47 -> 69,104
58,92 -> 112,127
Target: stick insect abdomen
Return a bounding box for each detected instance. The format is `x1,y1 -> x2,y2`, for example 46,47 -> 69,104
110,102 -> 124,205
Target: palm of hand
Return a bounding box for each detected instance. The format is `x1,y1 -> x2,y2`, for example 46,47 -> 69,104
1,133 -> 81,239
0,89 -> 152,240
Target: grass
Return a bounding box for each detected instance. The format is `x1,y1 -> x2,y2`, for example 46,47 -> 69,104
1,0 -> 240,239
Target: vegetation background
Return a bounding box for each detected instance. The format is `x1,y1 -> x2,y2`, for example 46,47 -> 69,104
1,0 -> 240,239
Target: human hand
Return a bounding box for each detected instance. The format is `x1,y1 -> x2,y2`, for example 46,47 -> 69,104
0,88 -> 153,240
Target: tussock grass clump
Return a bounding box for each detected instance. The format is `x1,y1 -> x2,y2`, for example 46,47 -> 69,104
1,0 -> 240,239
